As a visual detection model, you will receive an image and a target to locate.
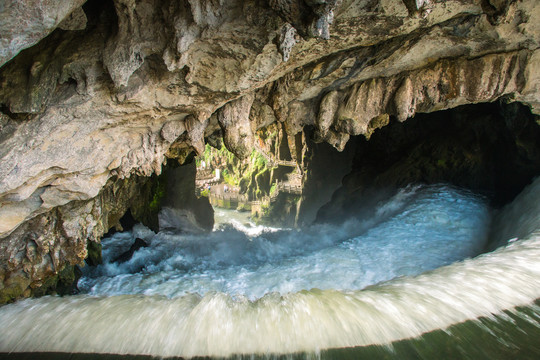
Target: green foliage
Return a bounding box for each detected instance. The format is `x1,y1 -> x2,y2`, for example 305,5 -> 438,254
200,188 -> 210,197
197,143 -> 239,169
268,130 -> 278,139
196,144 -> 215,168
269,182 -> 278,195
236,203 -> 250,211
0,283 -> 25,304
251,150 -> 267,169
86,241 -> 103,266
222,168 -> 240,186
196,140 -> 276,202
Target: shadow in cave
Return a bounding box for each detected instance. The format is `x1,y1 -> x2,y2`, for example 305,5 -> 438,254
316,101 -> 540,225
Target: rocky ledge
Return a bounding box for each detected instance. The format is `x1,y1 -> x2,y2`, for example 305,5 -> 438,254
1,0 -> 540,303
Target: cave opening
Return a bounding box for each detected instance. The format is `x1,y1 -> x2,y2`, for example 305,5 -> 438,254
87,99 -> 540,266
81,100 -> 540,288
2,101 -> 540,359
316,101 -> 540,226
3,0 -> 540,356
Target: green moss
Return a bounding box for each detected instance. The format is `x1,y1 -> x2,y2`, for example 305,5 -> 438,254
27,264 -> 82,298
0,283 -> 25,304
33,274 -> 60,297
86,240 -> 102,266
269,182 -> 278,195
222,168 -> 240,186
252,150 -> 267,169
197,136 -> 280,202
255,168 -> 271,195
149,175 -> 166,213
239,177 -> 249,192
56,265 -> 82,296
200,188 -> 210,197
236,203 -> 250,211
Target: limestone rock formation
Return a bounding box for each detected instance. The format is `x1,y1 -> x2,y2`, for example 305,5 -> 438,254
0,0 -> 87,67
161,160 -> 214,232
218,94 -> 256,159
1,0 -> 540,302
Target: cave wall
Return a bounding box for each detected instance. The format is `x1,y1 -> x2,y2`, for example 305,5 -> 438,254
296,128 -> 358,226
1,0 -> 540,302
317,101 -> 540,224
0,174 -> 159,303
161,160 -> 214,231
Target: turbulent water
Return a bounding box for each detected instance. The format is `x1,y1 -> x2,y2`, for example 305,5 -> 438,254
77,185 -> 491,299
1,182 -> 540,359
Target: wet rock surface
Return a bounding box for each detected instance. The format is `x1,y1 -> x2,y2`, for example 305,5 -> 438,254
1,0 -> 540,302
112,238 -> 148,264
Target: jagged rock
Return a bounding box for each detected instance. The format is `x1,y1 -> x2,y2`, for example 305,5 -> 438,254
85,240 -> 103,267
113,238 -> 148,264
58,7 -> 87,31
185,115 -> 209,156
0,0 -> 86,67
1,0 -> 540,302
160,119 -> 187,144
268,0 -> 340,39
218,95 -> 256,159
0,174 -> 159,303
278,23 -> 298,62
161,160 -> 214,231
284,101 -> 310,136
250,101 -> 278,129
103,0 -> 170,88
402,0 -> 432,16
317,102 -> 540,224
316,90 -> 338,139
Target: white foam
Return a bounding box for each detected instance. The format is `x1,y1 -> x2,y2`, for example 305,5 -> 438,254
1,182 -> 539,358
78,185 -> 491,299
1,234 -> 539,358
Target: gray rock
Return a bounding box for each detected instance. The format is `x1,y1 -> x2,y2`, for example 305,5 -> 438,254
58,7 -> 87,31
0,0 -> 86,68
1,0 -> 540,302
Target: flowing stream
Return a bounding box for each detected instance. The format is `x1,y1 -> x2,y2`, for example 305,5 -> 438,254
1,181 -> 540,359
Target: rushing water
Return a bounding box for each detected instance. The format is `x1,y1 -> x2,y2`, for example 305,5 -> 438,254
1,182 -> 540,359
77,185 -> 491,299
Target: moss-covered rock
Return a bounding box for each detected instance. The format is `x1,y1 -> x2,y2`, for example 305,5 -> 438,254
85,240 -> 102,267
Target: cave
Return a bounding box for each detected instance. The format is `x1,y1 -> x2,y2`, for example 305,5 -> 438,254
316,101 -> 540,223
1,0 -> 540,359
3,100 -> 539,359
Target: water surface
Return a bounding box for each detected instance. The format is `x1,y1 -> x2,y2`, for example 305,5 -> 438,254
1,183 -> 539,359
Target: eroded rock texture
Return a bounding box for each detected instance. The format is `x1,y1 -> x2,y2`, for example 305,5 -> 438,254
1,0 -> 540,302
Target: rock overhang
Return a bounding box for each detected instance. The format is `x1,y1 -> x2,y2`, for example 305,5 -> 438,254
1,0 -> 540,302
